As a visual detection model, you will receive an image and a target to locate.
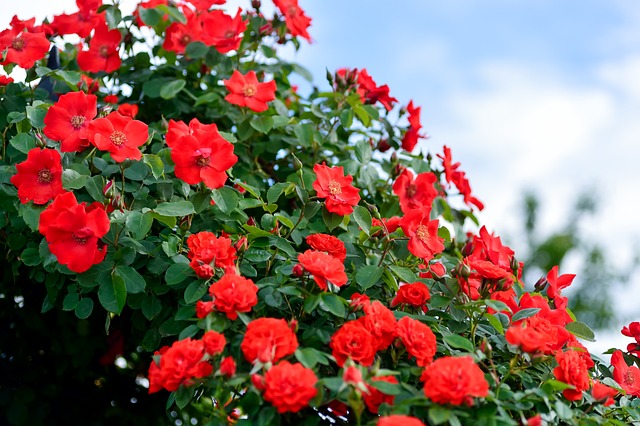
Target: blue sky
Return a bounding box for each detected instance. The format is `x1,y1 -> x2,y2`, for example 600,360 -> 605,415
2,0 -> 640,353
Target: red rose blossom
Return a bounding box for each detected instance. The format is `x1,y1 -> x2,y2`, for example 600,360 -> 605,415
43,91 -> 98,152
208,273 -> 258,320
273,0 -> 312,42
200,9 -> 246,54
330,320 -> 376,367
360,301 -> 397,351
223,70 -> 276,112
402,100 -> 424,152
400,207 -> 445,261
10,148 -> 66,205
0,26 -> 50,69
305,233 -> 347,262
391,282 -> 431,310
378,415 -> 425,426
611,349 -> 640,397
396,316 -> 437,366
263,361 -> 317,413
241,318 -> 298,365
196,300 -> 214,318
77,25 -> 121,73
219,356 -> 236,378
187,231 -> 237,272
147,338 -> 212,393
88,111 -> 148,162
38,192 -> 110,273
312,163 -> 361,216
421,356 -> 489,406
117,103 -> 138,118
298,249 -> 348,291
392,168 -> 438,214
553,350 -> 591,401
202,330 -> 226,356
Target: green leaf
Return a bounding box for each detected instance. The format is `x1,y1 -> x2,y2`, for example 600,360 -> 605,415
322,208 -> 343,231
428,406 -> 451,425
355,265 -> 384,291
143,154 -> 164,179
483,313 -> 504,334
303,294 -> 321,313
355,139 -> 372,164
353,105 -> 371,126
138,7 -> 162,26
62,292 -> 79,311
485,299 -> 511,313
565,321 -> 596,342
294,122 -> 314,147
175,386 -> 195,410
26,105 -> 47,128
62,169 -> 88,190
267,182 -> 292,205
369,379 -> 401,395
18,203 -> 45,232
155,201 -> 195,216
125,211 -> 153,240
211,187 -> 239,214
184,280 -> 208,304
320,294 -> 346,317
352,205 -> 372,235
511,308 -> 541,323
115,265 -> 146,294
250,115 -> 274,133
105,5 -> 122,29
185,41 -> 208,58
98,273 -> 127,314
20,247 -> 41,266
75,298 -> 94,319
443,334 -> 475,353
142,295 -> 162,320
165,263 -> 193,286
9,133 -> 36,154
160,79 -> 186,99
179,324 -> 199,340
388,265 -> 418,284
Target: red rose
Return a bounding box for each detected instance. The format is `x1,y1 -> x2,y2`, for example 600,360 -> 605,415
378,415 -> 425,426
263,361 -> 318,413
219,356 -> 236,378
305,233 -> 347,262
162,9 -> 202,54
611,350 -> 640,397
402,100 -> 424,152
400,207 -> 444,261
360,301 -> 397,351
117,103 -> 139,118
11,148 -> 66,205
187,231 -> 237,270
43,91 -> 97,152
392,169 -> 437,214
170,122 -> 237,189
591,381 -> 617,406
312,163 -> 361,216
0,26 -> 49,69
505,314 -> 570,355
209,273 -> 258,320
343,366 -> 364,388
147,338 -> 212,393
363,376 -> 397,413
391,282 -> 430,310
77,24 -> 122,73
88,111 -> 148,162
330,320 -> 376,367
553,350 -> 591,401
421,356 -> 489,405
202,331 -> 226,356
241,318 -> 298,364
356,69 -> 397,111
396,316 -> 436,367
38,192 -> 110,273
166,118 -> 221,148
273,0 -> 312,42
196,300 -> 214,319
298,249 -> 347,291
223,70 -> 276,113
200,9 -> 247,54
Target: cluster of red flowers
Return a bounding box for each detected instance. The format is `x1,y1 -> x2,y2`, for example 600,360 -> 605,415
161,6 -> 246,55
148,330 -> 231,393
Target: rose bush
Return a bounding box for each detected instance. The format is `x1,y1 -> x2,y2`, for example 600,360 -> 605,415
1,1 -> 640,425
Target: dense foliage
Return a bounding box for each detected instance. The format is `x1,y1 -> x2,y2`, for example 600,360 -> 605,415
2,1 -> 640,425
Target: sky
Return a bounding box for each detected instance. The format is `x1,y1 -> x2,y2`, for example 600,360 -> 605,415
2,0 -> 640,355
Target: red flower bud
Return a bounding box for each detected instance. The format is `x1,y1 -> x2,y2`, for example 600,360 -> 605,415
292,264 -> 304,278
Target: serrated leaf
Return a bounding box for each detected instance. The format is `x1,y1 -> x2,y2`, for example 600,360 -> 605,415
165,263 -> 193,286
352,205 -> 372,235
125,211 -> 153,240
355,265 -> 384,291
443,334 -> 475,353
211,187 -> 239,214
565,321 -> 596,342
115,265 -> 146,294
511,308 -> 541,323
184,280 -> 208,304
99,274 -> 127,314
75,298 -> 94,319
143,154 -> 164,179
155,201 -> 195,216
320,294 -> 346,317
160,79 -> 186,99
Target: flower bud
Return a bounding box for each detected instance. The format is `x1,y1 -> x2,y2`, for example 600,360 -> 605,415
292,155 -> 303,171
251,0 -> 261,8
377,139 -> 391,152
534,276 -> 547,292
292,264 -> 304,278
34,131 -> 47,148
251,374 -> 265,391
103,180 -> 115,198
